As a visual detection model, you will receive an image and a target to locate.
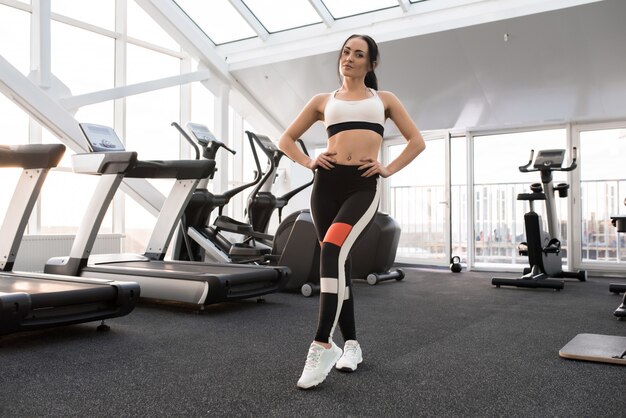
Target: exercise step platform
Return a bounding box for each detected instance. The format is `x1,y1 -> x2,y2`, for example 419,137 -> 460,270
559,333 -> 626,366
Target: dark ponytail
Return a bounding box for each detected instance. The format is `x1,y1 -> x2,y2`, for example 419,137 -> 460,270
338,34 -> 380,90
365,70 -> 378,90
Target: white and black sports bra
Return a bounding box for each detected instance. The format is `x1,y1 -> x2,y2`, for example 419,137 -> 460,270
324,88 -> 385,138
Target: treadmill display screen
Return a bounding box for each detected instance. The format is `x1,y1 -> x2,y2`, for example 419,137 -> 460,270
80,123 -> 126,152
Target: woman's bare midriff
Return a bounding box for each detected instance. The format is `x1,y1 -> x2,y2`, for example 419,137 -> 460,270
327,131 -> 382,165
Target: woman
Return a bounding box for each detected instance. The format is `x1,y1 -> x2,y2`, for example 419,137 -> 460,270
278,34 -> 425,390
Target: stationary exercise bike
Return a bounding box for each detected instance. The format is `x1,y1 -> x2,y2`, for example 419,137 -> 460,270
492,148 -> 587,290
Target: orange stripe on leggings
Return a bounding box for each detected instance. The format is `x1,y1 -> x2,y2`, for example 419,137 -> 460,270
323,222 -> 352,247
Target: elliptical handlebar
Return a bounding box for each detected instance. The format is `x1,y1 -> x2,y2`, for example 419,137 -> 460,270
295,139 -> 309,157
217,142 -> 237,156
279,139 -> 314,202
171,121 -> 263,203
171,122 -> 200,160
172,121 -> 237,160
246,131 -> 314,204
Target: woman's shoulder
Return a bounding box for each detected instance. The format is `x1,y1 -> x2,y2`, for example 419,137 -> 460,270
376,90 -> 399,100
377,90 -> 403,107
306,92 -> 333,110
311,92 -> 333,101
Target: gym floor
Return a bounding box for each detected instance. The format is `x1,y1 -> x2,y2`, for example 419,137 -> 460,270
1,268 -> 624,417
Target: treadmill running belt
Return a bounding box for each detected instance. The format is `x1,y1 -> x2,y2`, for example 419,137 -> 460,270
86,260 -> 281,280
0,276 -> 117,307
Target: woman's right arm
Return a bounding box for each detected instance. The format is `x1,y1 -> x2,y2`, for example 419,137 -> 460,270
278,94 -> 335,171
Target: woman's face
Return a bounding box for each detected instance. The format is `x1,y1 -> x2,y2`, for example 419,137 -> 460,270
339,37 -> 371,79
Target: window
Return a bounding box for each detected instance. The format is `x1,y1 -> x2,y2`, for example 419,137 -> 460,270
51,0 -> 115,31
174,0 -> 256,45
322,0 -> 398,19
472,129 -> 567,266
0,4 -> 30,74
579,127 -> 626,263
124,45 -> 181,252
243,0 -> 321,32
388,134 -> 446,262
51,21 -> 115,95
127,0 -> 179,50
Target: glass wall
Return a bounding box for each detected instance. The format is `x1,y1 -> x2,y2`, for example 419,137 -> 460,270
51,0 -> 115,31
0,1 -> 218,257
472,129 -> 567,267
0,4 -> 30,74
0,5 -> 33,232
50,21 -> 115,96
387,134 -> 447,263
579,126 -> 626,264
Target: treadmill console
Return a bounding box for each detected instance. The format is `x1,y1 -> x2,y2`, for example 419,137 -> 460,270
80,123 -> 126,152
533,149 -> 565,169
187,123 -> 217,146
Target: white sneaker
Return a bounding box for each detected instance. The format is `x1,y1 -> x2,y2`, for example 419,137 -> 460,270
297,341 -> 343,389
335,340 -> 362,372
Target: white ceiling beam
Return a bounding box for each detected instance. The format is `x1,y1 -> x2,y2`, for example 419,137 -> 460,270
60,70 -> 210,111
228,0 -> 269,41
30,0 -> 51,88
308,0 -> 334,27
397,0 -> 411,13
0,55 -> 86,150
221,0 -> 603,70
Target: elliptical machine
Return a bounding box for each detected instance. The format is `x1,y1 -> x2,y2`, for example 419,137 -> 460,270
492,148 -> 587,290
170,123 -> 322,290
170,122 -> 269,264
245,131 -> 314,237
245,130 -> 405,294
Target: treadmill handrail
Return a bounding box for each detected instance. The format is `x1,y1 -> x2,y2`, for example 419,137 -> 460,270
72,152 -> 215,180
0,144 -> 65,169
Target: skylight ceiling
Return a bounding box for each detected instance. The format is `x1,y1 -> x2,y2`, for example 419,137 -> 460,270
173,0 -> 428,45
164,0 -> 604,76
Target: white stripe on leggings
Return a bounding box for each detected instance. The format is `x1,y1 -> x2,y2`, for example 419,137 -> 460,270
329,177 -> 381,339
320,277 -> 350,300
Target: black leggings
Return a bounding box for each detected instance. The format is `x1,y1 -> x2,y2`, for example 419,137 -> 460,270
310,164 -> 380,343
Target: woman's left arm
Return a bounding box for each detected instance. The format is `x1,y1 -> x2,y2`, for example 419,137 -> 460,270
360,91 -> 426,177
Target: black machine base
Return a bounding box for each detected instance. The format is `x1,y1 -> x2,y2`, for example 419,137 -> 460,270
492,275 -> 565,290
609,283 -> 626,294
493,267 -> 586,290
615,297 -> 626,319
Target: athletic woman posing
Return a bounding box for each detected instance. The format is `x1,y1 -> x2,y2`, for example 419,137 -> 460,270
278,34 -> 425,389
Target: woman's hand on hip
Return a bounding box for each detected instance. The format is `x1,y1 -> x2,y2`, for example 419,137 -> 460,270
309,151 -> 337,171
359,157 -> 392,178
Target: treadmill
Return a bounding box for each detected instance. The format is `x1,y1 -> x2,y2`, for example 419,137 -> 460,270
45,123 -> 289,305
0,143 -> 139,336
